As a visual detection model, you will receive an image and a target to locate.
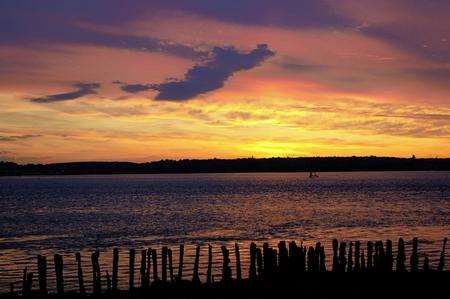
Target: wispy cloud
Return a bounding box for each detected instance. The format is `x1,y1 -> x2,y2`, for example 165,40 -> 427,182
0,134 -> 41,142
30,83 -> 101,103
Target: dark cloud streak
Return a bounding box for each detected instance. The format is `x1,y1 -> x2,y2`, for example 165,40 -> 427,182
120,44 -> 275,100
30,83 -> 100,103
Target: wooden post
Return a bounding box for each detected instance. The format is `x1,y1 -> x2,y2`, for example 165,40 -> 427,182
91,252 -> 96,295
314,242 -> 321,272
129,249 -> 135,291
37,255 -> 47,295
54,254 -> 64,295
377,241 -> 385,272
332,239 -> 339,272
91,250 -> 101,295
423,256 -> 430,272
360,250 -> 366,272
26,272 -> 33,295
278,241 -> 289,275
354,241 -> 361,272
410,237 -> 419,272
249,243 -> 257,280
75,252 -> 85,295
319,245 -> 326,272
106,271 -> 111,293
235,243 -> 242,280
207,245 -> 213,284
221,246 -> 232,283
338,242 -> 347,272
256,247 -> 263,277
112,248 -> 119,292
299,243 -> 306,273
396,238 -> 406,272
438,238 -> 447,271
152,249 -> 158,281
288,241 -> 298,276
386,240 -> 393,272
22,267 -> 27,296
192,245 -> 201,284
140,249 -> 147,288
367,241 -> 373,271
347,242 -> 353,272
271,249 -> 278,273
307,246 -> 315,272
161,246 -> 168,283
177,245 -> 184,281
146,249 -> 152,286
262,243 -> 271,278
168,248 -> 174,282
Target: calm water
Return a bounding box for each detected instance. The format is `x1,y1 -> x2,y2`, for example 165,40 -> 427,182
0,171 -> 449,292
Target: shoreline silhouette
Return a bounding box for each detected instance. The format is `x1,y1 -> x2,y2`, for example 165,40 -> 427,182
1,156 -> 449,176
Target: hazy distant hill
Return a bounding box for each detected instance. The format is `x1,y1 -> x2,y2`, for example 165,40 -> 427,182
1,157 -> 449,176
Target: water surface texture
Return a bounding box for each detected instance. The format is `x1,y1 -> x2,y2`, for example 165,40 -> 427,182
1,172 -> 449,292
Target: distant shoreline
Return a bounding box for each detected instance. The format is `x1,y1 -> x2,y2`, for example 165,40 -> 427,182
1,157 -> 449,176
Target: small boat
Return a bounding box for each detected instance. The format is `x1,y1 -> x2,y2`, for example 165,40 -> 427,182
309,171 -> 319,179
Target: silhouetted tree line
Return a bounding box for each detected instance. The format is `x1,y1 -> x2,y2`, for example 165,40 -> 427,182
1,156 -> 449,176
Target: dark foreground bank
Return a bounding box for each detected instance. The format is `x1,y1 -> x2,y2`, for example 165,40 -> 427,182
1,156 -> 450,175
2,238 -> 448,298
2,273 -> 450,299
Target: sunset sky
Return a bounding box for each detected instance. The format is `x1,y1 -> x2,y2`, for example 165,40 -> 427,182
1,0 -> 449,163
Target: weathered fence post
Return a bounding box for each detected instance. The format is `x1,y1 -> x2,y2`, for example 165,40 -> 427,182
168,248 -> 174,282
423,256 -> 430,272
438,238 -> 447,271
106,271 -> 111,293
207,245 -> 213,284
249,243 -> 257,280
410,237 -> 419,272
221,246 -> 232,283
152,249 -> 158,281
91,250 -> 101,295
140,249 -> 147,288
367,241 -> 373,271
54,254 -> 64,295
396,238 -> 406,272
307,246 -> 315,272
354,241 -> 361,272
146,249 -> 152,286
26,272 -> 33,295
278,241 -> 289,275
360,250 -> 366,271
162,246 -> 168,283
386,240 -> 393,272
192,245 -> 201,284
256,247 -> 263,277
319,245 -> 326,272
129,249 -> 135,291
37,255 -> 47,295
235,243 -> 242,280
347,242 -> 353,272
263,243 -> 271,278
332,239 -> 339,272
22,267 -> 27,296
177,245 -> 184,281
75,252 -> 85,295
112,248 -> 119,292
338,242 -> 347,272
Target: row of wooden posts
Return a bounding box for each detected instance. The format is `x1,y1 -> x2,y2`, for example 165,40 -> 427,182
19,237 -> 447,295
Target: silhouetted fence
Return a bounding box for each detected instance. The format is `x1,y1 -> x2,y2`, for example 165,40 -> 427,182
8,237 -> 449,296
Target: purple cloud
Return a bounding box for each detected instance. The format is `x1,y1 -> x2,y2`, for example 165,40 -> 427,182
120,44 -> 275,100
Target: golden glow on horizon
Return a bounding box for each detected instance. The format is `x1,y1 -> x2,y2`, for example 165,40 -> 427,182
1,4 -> 449,163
